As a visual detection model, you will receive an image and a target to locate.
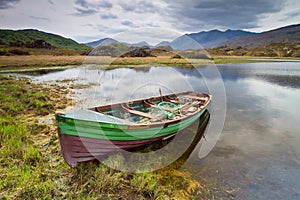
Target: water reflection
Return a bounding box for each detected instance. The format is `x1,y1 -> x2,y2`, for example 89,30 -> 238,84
218,62 -> 300,89
120,110 -> 211,171
186,62 -> 300,199
74,66 -> 208,107
166,110 -> 210,170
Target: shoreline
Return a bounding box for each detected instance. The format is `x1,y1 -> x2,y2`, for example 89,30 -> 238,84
1,55 -> 299,72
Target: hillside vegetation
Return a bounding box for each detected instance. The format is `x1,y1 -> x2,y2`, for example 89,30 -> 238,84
225,23 -> 300,47
0,29 -> 90,50
208,43 -> 300,57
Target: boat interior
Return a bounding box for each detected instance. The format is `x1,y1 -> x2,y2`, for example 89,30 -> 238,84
91,92 -> 210,125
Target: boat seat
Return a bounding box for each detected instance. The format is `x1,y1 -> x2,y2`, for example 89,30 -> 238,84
121,103 -> 157,119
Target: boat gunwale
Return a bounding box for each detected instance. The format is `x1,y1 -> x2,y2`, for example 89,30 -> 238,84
56,91 -> 211,130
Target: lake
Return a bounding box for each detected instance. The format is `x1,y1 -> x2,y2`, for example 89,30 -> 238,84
13,61 -> 300,199
185,62 -> 300,199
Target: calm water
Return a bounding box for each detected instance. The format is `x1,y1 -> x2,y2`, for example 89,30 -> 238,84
186,62 -> 300,199
14,62 -> 300,199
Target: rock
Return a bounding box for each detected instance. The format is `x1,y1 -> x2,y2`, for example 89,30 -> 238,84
120,46 -> 152,57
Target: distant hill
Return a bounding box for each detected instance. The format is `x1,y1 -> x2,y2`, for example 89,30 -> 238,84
155,41 -> 171,47
85,38 -> 119,48
85,38 -> 150,48
154,29 -> 255,50
169,34 -> 204,50
0,29 -> 90,50
225,24 -> 300,47
131,41 -> 150,47
187,29 -> 255,48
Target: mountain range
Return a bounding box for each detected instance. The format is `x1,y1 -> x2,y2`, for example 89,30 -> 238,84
86,38 -> 150,48
1,23 -> 299,51
86,23 -> 300,50
187,29 -> 255,48
225,23 -> 300,47
85,29 -> 254,50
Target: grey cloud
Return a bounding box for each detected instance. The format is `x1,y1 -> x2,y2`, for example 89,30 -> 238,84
82,23 -> 94,27
146,23 -> 160,28
107,27 -> 128,34
97,24 -> 109,30
0,0 -> 20,9
74,0 -> 114,16
162,0 -> 285,30
74,0 -> 89,8
73,8 -> 97,16
73,0 -> 97,16
121,20 -> 133,26
119,1 -> 157,13
75,0 -> 112,9
48,0 -> 54,5
99,0 -> 113,8
284,10 -> 300,18
98,24 -> 121,33
119,1 -> 135,11
30,16 -> 50,21
121,20 -> 139,28
135,1 -> 156,13
100,13 -> 117,19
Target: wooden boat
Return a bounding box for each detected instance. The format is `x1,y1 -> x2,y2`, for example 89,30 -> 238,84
55,91 -> 211,167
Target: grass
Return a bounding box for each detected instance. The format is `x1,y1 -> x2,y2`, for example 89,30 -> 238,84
2,53 -> 299,72
0,55 -> 86,70
212,56 -> 266,64
212,56 -> 300,64
0,75 -> 223,199
0,55 -> 210,69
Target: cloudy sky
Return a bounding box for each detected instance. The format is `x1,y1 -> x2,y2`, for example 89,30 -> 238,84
0,0 -> 299,45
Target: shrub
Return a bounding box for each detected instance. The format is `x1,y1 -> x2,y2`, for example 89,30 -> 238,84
0,50 -> 7,55
8,49 -> 30,55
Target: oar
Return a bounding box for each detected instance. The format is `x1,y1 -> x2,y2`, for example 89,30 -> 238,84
159,88 -> 163,101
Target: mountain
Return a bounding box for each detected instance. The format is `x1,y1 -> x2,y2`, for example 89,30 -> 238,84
168,24 -> 300,49
85,38 -> 119,48
0,29 -> 89,50
187,29 -> 255,48
161,29 -> 255,50
85,38 -> 150,48
170,29 -> 255,50
225,23 -> 300,47
169,34 -> 204,50
131,41 -> 150,47
155,41 -> 171,47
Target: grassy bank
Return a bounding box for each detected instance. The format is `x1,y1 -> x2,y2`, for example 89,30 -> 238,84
1,54 -> 299,72
0,55 -> 213,70
0,75 -> 223,199
212,56 -> 300,64
0,55 -> 86,70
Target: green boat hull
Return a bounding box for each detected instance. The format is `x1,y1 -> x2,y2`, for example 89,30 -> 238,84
56,108 -> 206,141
